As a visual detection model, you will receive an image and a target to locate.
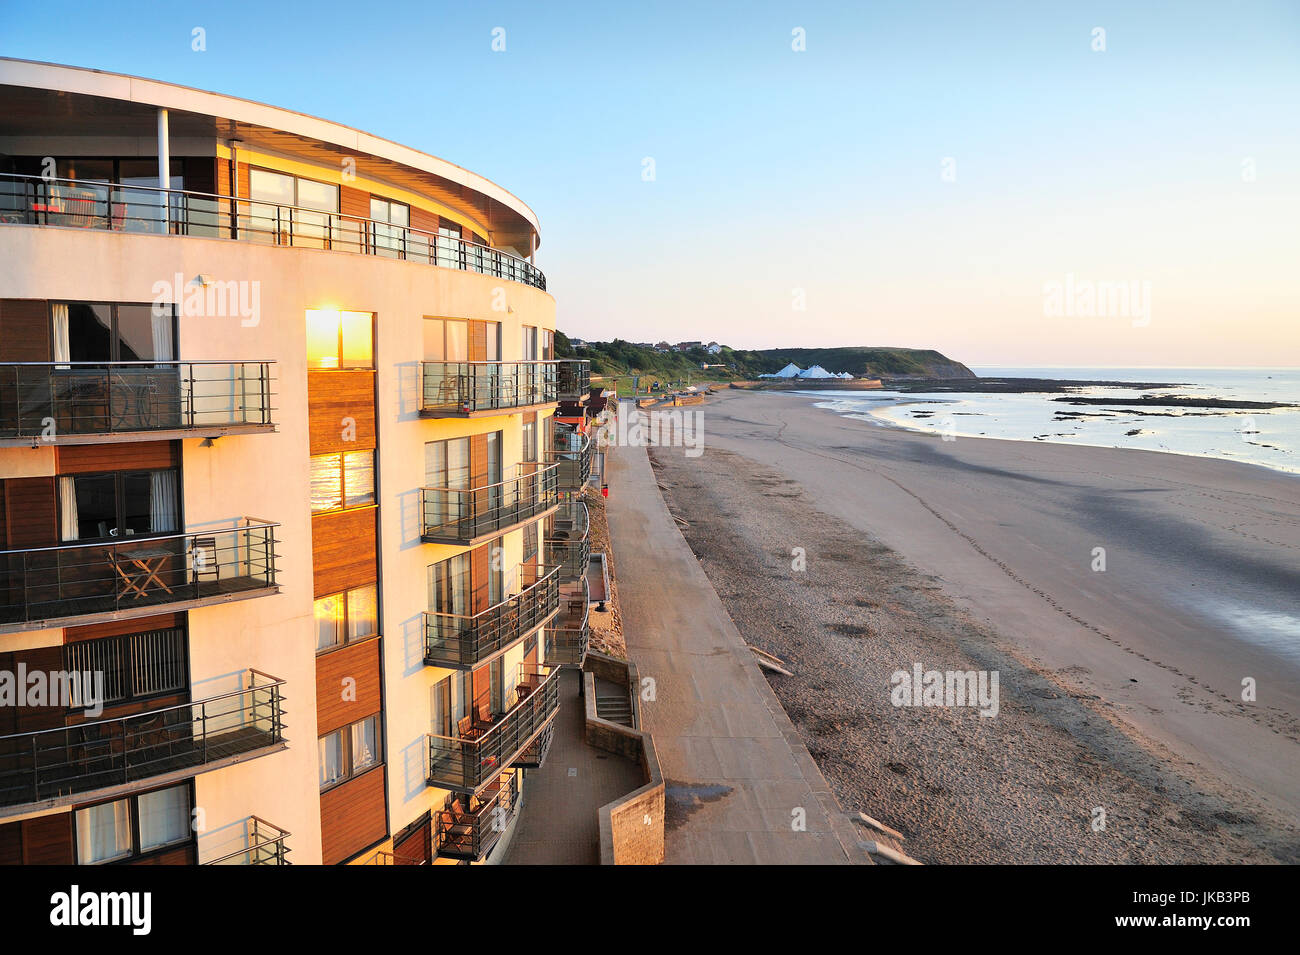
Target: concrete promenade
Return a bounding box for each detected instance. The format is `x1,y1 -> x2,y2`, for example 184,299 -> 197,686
606,436 -> 866,864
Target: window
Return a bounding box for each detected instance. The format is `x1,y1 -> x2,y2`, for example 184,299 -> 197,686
250,169 -> 338,249
370,198 -> 409,258
59,468 -> 178,542
521,325 -> 538,361
305,309 -> 373,370
314,583 -> 379,652
523,521 -> 538,562
64,627 -> 187,706
522,417 -> 537,462
319,715 -> 383,792
75,784 -> 192,864
54,302 -> 176,363
541,329 -> 555,361
310,451 -> 375,513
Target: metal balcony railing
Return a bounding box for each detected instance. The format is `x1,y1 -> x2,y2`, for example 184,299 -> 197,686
0,361 -> 275,442
421,463 -> 557,544
0,518 -> 280,631
435,771 -> 519,861
0,669 -> 285,811
427,664 -> 561,793
510,720 -> 554,770
545,501 -> 590,581
204,816 -> 292,865
545,575 -> 591,668
556,360 -> 591,401
546,434 -> 592,494
419,361 -> 576,416
424,564 -> 560,669
0,173 -> 546,290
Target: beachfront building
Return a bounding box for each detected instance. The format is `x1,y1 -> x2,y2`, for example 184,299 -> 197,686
0,59 -> 590,865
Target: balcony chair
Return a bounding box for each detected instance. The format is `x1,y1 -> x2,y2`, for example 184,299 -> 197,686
190,537 -> 220,592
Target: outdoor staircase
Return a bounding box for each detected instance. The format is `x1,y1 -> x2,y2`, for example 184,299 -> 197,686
595,691 -> 634,727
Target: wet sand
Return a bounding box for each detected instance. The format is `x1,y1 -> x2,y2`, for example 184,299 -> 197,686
646,389 -> 1300,863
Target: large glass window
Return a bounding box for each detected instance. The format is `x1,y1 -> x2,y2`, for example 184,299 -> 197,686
319,716 -> 383,792
521,326 -> 538,361
310,451 -> 374,513
370,197 -> 409,258
57,302 -> 176,363
306,309 -> 373,370
75,784 -> 192,864
314,583 -> 379,653
60,468 -> 178,542
250,169 -> 338,249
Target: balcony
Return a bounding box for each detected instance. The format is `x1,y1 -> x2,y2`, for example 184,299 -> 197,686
510,721 -> 555,770
556,360 -> 591,402
0,669 -> 286,816
421,463 -> 557,545
420,361 -> 587,417
204,816 -> 292,865
545,501 -> 590,582
0,173 -> 546,290
427,664 -> 561,793
424,564 -> 560,669
545,575 -> 591,668
0,518 -> 280,633
435,771 -> 519,862
0,361 -> 275,445
546,434 -> 593,495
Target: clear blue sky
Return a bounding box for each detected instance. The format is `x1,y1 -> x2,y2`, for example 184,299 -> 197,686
4,0 -> 1298,365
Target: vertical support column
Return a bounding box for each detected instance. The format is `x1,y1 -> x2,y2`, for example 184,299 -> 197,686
157,108 -> 171,188
228,139 -> 243,239
529,232 -> 535,265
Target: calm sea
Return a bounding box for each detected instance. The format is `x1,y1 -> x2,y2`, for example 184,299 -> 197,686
806,367 -> 1300,475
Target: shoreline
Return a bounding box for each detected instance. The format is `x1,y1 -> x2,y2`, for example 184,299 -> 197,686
644,389 -> 1300,863
805,391 -> 1300,477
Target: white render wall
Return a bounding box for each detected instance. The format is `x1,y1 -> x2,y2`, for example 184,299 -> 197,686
0,222 -> 555,863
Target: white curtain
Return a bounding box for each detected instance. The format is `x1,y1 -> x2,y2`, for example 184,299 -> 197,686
76,800 -> 132,864
150,471 -> 178,533
52,303 -> 71,368
151,309 -> 175,361
59,475 -> 79,541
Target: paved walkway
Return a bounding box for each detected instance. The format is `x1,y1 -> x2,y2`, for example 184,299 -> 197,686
607,432 -> 866,864
502,668 -> 644,865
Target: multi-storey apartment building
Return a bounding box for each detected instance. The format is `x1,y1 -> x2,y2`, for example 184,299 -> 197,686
0,58 -> 591,865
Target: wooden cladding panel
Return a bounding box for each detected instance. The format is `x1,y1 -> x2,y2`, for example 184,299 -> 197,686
3,476 -> 57,548
56,441 -> 179,474
128,844 -> 197,865
409,206 -> 439,235
307,371 -> 376,454
392,813 -> 431,865
0,646 -> 72,733
238,162 -> 250,201
311,507 -> 377,597
0,813 -> 76,865
0,299 -> 50,362
315,637 -> 382,736
320,766 -> 387,865
340,185 -> 371,220
468,321 -> 488,362
65,612 -> 183,644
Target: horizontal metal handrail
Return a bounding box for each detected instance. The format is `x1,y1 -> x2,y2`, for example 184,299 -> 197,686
0,519 -> 280,628
0,173 -> 545,290
419,361 -> 562,415
435,771 -> 518,860
427,664 -> 561,792
0,669 -> 286,809
546,575 -> 591,667
425,564 -> 560,668
202,815 -> 292,865
0,361 -> 276,438
421,463 -> 558,543
0,517 -> 278,557
545,434 -> 593,492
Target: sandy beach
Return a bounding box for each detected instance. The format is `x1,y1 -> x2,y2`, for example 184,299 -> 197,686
646,389 -> 1300,863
